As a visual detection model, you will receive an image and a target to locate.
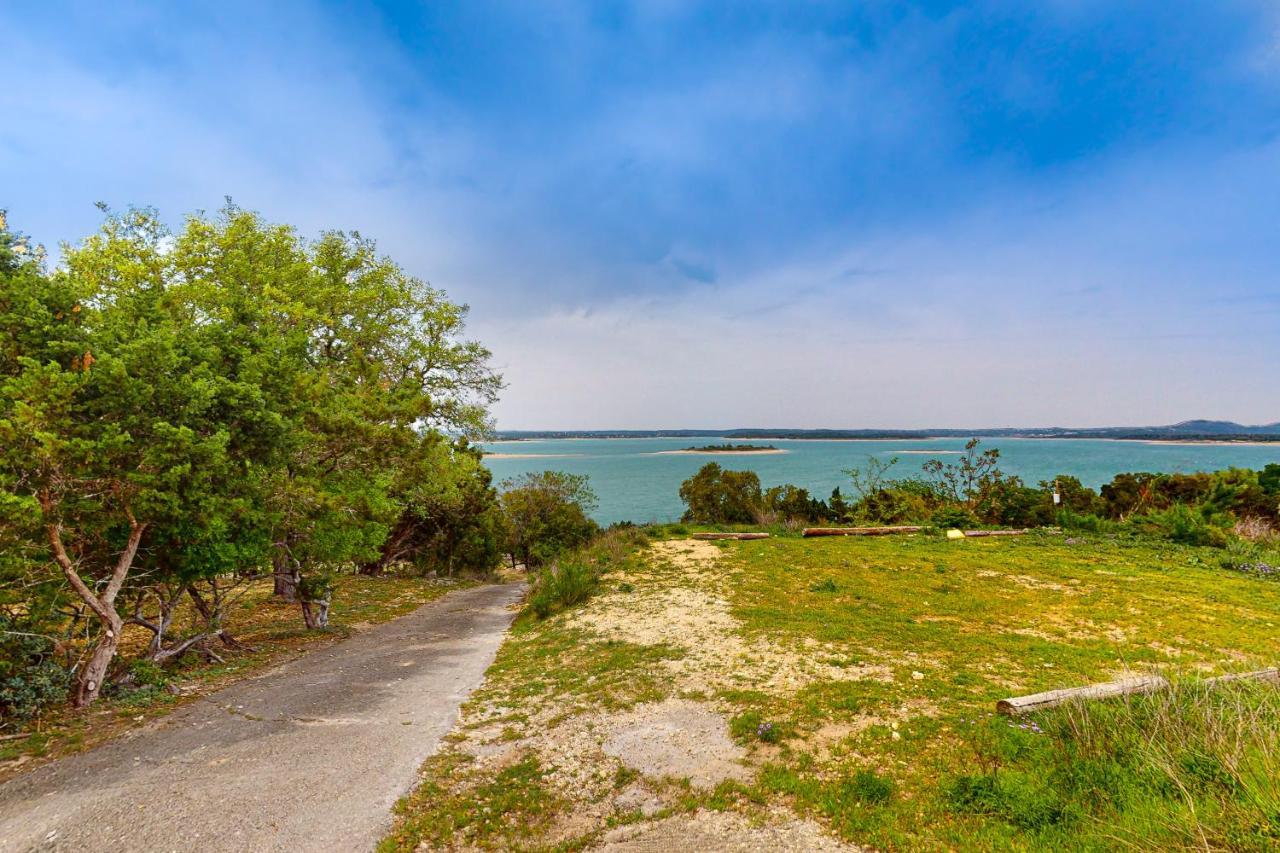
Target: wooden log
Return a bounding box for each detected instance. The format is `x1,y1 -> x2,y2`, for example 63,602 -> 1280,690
1204,668 -> 1280,687
690,532 -> 771,540
963,529 -> 1030,538
803,526 -> 923,537
997,675 -> 1170,716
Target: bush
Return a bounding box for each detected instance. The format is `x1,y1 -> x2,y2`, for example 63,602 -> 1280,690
848,768 -> 895,804
525,527 -> 648,619
679,464 -> 763,524
0,615 -> 69,724
931,506 -> 977,530
1135,504 -> 1228,547
527,559 -> 598,619
502,471 -> 600,568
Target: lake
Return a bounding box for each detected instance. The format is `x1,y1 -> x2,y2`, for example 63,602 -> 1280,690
478,437 -> 1280,525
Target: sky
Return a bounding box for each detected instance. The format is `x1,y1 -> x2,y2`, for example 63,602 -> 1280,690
2,1 -> 1279,429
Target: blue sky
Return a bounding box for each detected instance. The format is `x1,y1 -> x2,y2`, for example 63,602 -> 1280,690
2,1 -> 1279,428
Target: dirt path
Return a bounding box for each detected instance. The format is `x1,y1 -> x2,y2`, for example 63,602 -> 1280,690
0,582 -> 525,853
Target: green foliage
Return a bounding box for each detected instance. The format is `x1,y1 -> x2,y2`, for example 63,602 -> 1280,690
525,527 -> 647,619
678,463 -> 763,524
930,505 -> 978,530
367,438 -> 504,576
921,438 -> 1004,506
0,614 -> 69,723
849,768 -> 896,805
501,470 -> 598,568
1133,503 -> 1227,547
1260,463 -> 1280,496
0,205 -> 500,704
527,559 -> 598,619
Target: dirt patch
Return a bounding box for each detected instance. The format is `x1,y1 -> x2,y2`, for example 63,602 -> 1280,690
602,698 -> 750,788
596,808 -> 863,851
568,540 -> 893,693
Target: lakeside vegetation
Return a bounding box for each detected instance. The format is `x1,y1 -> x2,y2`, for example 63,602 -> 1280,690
681,443 -> 779,452
676,439 -> 1280,559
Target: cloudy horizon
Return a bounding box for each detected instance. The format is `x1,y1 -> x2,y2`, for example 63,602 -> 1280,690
4,1 -> 1278,429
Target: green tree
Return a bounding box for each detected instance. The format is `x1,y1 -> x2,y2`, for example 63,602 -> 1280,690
678,463 -> 763,524
170,207 -> 499,626
828,487 -> 850,522
361,436 -> 504,577
501,471 -> 598,568
921,438 -> 1004,507
0,209 -> 278,704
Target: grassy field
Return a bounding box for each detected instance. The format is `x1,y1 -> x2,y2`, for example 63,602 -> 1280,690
0,574 -> 474,779
385,530 -> 1280,851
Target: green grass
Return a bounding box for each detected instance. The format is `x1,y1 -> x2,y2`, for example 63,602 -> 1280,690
385,530 -> 1280,851
379,752 -> 563,852
720,532 -> 1280,850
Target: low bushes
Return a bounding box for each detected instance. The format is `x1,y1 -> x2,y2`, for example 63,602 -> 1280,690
525,527 -> 649,619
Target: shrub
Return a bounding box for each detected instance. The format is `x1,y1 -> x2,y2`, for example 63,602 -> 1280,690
502,471 -> 600,568
525,527 -> 648,619
0,615 -> 69,724
527,559 -> 598,619
678,464 -> 763,524
847,768 -> 895,804
931,505 -> 977,530
1135,504 -> 1228,547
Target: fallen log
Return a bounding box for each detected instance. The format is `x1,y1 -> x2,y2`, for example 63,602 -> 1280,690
803,526 -> 923,537
998,668 -> 1280,716
997,675 -> 1170,716
963,529 -> 1030,538
1204,668 -> 1280,687
691,532 -> 770,540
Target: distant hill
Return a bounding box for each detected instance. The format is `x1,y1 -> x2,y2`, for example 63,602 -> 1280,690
494,421 -> 1280,442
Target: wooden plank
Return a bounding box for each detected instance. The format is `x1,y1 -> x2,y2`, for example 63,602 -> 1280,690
962,529 -> 1030,538
997,675 -> 1170,716
802,526 -> 923,537
690,532 -> 771,540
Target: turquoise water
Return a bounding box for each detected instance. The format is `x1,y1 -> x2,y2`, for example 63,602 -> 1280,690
479,437 -> 1280,525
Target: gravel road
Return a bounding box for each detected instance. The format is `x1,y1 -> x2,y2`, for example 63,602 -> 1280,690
0,581 -> 525,853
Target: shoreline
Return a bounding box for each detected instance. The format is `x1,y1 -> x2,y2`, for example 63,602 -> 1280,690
482,452 -> 582,459
654,449 -> 789,456
487,436 -> 1280,447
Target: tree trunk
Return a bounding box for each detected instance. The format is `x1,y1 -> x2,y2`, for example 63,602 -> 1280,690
74,619 -> 121,707
273,551 -> 300,601
42,499 -> 146,709
300,596 -> 330,629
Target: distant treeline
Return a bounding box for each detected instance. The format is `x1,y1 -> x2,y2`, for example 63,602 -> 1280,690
498,421 -> 1280,441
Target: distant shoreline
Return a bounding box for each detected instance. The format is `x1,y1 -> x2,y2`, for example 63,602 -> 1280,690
482,452 -> 581,459
656,448 -> 788,456
486,435 -> 1280,447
